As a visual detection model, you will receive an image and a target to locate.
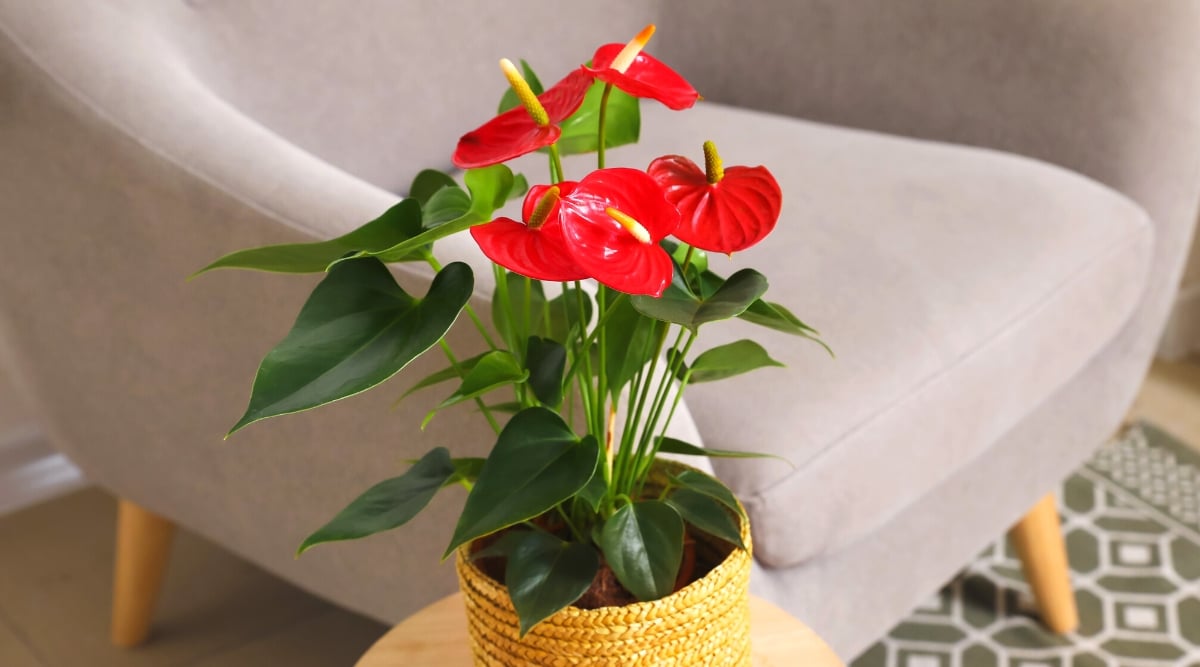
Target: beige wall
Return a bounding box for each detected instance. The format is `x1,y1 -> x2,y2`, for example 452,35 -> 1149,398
1184,235 -> 1200,285
1160,223 -> 1200,360
0,364 -> 35,443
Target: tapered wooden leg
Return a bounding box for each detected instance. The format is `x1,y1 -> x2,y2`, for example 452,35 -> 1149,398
1008,493 -> 1079,633
111,499 -> 176,648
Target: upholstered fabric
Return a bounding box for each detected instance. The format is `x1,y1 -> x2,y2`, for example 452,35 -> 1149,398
153,0 -> 656,193
750,321 -> 1153,656
3,1 -> 1200,661
507,103 -> 1153,568
662,0 -> 1200,399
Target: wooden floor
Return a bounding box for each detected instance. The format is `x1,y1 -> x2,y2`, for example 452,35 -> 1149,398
1128,359 -> 1200,445
0,361 -> 1197,666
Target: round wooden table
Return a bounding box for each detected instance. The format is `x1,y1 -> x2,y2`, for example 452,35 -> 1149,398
355,593 -> 843,666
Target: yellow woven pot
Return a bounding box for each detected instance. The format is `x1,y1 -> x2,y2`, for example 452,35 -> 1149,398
455,464 -> 753,666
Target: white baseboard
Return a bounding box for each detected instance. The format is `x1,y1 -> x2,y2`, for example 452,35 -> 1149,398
1158,283 -> 1200,361
0,430 -> 85,517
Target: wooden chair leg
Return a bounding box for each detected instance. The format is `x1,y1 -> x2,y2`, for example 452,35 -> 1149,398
1008,493 -> 1079,633
111,498 -> 176,648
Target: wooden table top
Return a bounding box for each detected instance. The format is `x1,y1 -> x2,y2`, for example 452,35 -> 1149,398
355,593 -> 844,666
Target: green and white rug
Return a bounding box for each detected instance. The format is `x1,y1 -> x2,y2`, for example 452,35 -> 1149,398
852,423 -> 1200,667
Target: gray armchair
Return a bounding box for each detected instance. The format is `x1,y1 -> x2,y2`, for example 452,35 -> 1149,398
2,0 -> 1198,659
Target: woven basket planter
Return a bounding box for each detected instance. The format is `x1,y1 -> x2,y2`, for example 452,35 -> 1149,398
455,464 -> 753,666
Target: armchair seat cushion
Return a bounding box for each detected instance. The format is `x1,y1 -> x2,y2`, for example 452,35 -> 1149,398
535,103 -> 1153,568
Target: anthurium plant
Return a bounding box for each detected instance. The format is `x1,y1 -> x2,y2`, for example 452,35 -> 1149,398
196,25 -> 826,635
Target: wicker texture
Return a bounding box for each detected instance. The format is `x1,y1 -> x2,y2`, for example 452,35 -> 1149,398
455,475 -> 753,666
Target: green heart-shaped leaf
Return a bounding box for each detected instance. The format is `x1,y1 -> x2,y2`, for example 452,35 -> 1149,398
577,470 -> 608,512
408,169 -> 458,207
672,470 -> 744,520
429,351 -> 528,422
493,273 -> 546,353
738,299 -> 832,355
229,259 -> 473,434
525,337 -> 566,407
193,199 -> 424,276
509,173 -> 530,202
693,269 -> 770,326
738,298 -> 814,334
504,531 -> 600,636
546,287 -> 593,343
441,351 -> 527,406
555,81 -> 641,155
688,340 -> 784,383
603,296 -> 659,398
655,437 -> 790,464
297,447 -> 454,555
629,266 -> 698,327
397,352 -> 489,403
662,239 -> 708,293
468,529 -> 527,562
600,500 -> 683,601
445,408 -> 598,556
422,185 -> 472,229
668,241 -> 708,276
666,488 -> 745,550
370,165 -> 515,261
444,457 -> 486,488
631,268 -> 768,331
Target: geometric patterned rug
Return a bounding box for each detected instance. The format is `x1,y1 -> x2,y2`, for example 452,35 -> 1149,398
851,422 -> 1200,667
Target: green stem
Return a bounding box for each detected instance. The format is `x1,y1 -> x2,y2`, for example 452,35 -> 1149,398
680,245 -> 697,290
648,365 -> 693,472
617,363 -> 647,493
573,282 -> 598,435
681,245 -> 696,269
493,264 -> 512,346
437,339 -> 500,434
638,362 -> 698,489
565,381 -> 576,430
596,287 -> 609,437
521,519 -> 554,536
563,293 -> 627,384
555,503 -> 585,542
548,143 -> 565,184
615,322 -> 669,493
523,277 -> 533,345
465,308 -> 498,350
518,277 -> 535,406
634,329 -> 696,484
560,289 -> 577,430
597,83 -> 614,169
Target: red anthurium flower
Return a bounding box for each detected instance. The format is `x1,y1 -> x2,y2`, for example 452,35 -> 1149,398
453,62 -> 593,169
472,170 -> 679,295
470,184 -> 590,282
647,141 -> 783,254
558,168 -> 681,296
584,25 -> 699,111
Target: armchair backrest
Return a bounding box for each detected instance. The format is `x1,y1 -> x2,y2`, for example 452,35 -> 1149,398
659,0 -> 1200,358
151,0 -> 658,192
